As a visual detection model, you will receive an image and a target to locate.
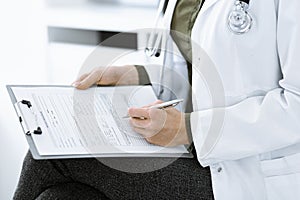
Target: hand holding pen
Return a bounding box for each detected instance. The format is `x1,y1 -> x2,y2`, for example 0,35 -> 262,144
127,99 -> 190,147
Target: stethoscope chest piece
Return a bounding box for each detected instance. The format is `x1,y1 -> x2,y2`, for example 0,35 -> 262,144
228,0 -> 253,34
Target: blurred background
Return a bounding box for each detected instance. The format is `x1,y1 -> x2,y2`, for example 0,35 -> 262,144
0,0 -> 159,199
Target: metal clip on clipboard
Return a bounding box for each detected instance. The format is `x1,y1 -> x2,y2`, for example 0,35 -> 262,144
14,100 -> 42,136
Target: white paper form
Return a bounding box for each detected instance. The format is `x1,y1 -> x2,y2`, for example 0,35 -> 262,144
12,86 -> 188,156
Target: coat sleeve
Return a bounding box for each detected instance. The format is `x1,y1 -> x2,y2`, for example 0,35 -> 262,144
191,0 -> 300,167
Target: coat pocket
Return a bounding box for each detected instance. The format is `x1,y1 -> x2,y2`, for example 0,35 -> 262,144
260,153 -> 300,200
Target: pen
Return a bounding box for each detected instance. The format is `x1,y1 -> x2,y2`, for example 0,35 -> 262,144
123,99 -> 184,119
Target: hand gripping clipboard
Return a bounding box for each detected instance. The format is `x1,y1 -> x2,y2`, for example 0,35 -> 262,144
7,85 -> 193,160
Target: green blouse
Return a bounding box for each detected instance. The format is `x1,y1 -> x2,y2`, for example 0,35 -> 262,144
171,0 -> 203,65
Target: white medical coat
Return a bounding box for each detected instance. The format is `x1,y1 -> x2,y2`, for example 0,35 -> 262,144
145,0 -> 300,199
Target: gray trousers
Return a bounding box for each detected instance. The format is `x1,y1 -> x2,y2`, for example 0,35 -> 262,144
13,151 -> 214,200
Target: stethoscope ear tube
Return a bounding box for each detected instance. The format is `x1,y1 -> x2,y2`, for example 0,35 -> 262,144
145,0 -> 168,57
144,0 -> 169,98
145,30 -> 163,57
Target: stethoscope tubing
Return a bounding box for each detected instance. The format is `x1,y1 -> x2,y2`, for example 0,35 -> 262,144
146,0 -> 253,57
146,0 -> 253,97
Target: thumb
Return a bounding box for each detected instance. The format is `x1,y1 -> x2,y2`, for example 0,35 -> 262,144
142,100 -> 164,108
128,107 -> 150,119
76,68 -> 104,90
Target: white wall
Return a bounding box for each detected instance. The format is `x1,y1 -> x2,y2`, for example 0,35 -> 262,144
0,1 -> 47,199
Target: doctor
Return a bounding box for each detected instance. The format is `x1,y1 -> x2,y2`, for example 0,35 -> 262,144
74,0 -> 300,199
14,0 -> 300,199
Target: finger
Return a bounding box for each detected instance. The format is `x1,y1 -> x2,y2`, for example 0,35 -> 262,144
130,118 -> 151,128
72,73 -> 89,87
128,107 -> 150,119
142,100 -> 164,108
77,69 -> 103,90
77,73 -> 89,82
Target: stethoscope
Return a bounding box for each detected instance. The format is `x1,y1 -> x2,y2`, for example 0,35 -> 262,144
146,0 -> 253,56
228,0 -> 253,34
145,0 -> 169,98
145,0 -> 253,97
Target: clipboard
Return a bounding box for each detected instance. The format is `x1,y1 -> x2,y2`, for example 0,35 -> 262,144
7,85 -> 193,160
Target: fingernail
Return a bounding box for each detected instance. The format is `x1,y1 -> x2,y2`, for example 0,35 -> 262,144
72,82 -> 81,87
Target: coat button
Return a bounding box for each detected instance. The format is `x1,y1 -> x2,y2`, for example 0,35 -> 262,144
217,167 -> 222,173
